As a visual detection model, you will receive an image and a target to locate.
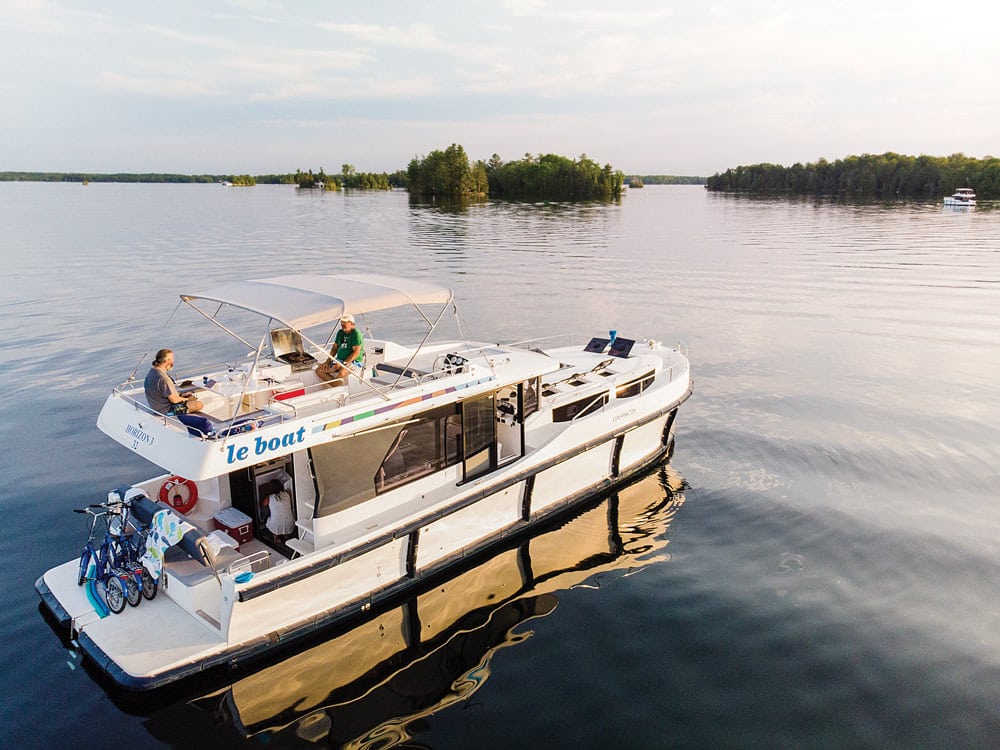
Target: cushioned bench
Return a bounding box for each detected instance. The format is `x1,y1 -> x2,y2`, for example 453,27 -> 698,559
176,411 -> 276,439
374,362 -> 428,379
130,495 -> 243,582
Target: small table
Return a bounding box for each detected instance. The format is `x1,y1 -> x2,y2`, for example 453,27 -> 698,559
197,372 -> 306,419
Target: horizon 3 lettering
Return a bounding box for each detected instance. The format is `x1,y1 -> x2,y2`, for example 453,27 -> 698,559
225,427 -> 307,464
126,423 -> 155,449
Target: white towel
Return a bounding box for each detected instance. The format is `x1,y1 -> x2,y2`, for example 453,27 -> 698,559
206,529 -> 239,555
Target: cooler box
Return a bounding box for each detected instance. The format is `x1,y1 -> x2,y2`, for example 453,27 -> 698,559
213,507 -> 254,547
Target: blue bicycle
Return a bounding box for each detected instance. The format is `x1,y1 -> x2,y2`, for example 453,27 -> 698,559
75,506 -> 134,613
106,498 -> 157,601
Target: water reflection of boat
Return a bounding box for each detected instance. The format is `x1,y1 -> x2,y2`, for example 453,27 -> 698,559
130,460 -> 687,747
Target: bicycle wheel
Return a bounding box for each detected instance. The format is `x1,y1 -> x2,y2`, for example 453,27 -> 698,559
141,568 -> 158,600
105,576 -> 127,614
125,572 -> 142,607
78,547 -> 92,586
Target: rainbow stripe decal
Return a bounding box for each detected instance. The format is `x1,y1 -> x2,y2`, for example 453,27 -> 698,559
311,376 -> 496,434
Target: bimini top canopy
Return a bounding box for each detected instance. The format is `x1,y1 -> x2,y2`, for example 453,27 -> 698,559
180,274 -> 454,331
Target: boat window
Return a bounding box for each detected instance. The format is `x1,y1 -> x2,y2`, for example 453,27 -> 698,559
552,392 -> 608,423
616,370 -> 655,399
462,392 -> 496,481
375,404 -> 462,494
522,377 -> 539,418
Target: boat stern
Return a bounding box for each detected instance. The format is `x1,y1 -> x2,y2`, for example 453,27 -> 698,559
96,390 -> 226,479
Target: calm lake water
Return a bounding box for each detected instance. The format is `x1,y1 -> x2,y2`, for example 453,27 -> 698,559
2,183 -> 999,748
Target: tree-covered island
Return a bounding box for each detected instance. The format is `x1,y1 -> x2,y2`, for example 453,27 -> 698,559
706,152 -> 999,200
293,165 -> 406,190
405,145 -> 626,202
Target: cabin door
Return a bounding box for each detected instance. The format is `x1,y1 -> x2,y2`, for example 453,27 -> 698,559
228,456 -> 296,551
461,384 -> 526,481
495,384 -> 524,464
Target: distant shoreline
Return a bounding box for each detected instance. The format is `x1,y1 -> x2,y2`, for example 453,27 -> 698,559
0,172 -> 292,184
1,171 -> 706,186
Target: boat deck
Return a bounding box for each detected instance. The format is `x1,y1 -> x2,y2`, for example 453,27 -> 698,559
42,560 -> 227,675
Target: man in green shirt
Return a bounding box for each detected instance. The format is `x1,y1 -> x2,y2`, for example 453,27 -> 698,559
316,314 -> 365,385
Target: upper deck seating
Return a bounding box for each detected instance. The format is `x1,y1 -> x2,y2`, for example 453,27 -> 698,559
176,411 -> 274,438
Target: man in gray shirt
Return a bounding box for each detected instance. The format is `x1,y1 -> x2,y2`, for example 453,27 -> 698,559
144,348 -> 204,415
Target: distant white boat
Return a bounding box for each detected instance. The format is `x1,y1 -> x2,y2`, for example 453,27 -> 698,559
221,181 -> 233,187
944,188 -> 975,207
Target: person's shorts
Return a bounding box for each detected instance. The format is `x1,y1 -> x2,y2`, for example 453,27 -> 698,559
169,401 -> 191,415
331,358 -> 363,372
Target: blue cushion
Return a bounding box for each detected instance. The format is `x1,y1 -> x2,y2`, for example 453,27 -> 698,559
216,416 -> 264,437
177,413 -> 214,437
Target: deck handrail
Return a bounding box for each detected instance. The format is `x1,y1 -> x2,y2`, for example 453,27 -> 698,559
503,333 -> 581,350
570,390 -> 611,423
228,549 -> 271,575
111,385 -> 286,440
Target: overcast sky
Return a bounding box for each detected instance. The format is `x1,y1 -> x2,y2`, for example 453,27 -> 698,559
2,0 -> 998,176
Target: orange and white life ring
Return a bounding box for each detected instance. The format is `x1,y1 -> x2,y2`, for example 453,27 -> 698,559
159,476 -> 198,514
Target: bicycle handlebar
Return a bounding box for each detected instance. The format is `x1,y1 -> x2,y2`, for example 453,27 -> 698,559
74,506 -> 110,516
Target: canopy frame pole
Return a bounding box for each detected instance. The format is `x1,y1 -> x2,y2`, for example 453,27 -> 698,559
125,299 -> 185,383
181,298 -> 257,350
218,329 -> 271,447
386,301 -> 452,390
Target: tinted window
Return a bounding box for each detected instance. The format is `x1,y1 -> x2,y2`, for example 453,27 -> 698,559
376,404 -> 462,493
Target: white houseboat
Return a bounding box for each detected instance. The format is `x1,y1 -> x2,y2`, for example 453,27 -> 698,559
36,274 -> 692,690
943,187 -> 976,206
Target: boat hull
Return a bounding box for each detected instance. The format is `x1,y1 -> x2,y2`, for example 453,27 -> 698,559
37,384 -> 690,690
